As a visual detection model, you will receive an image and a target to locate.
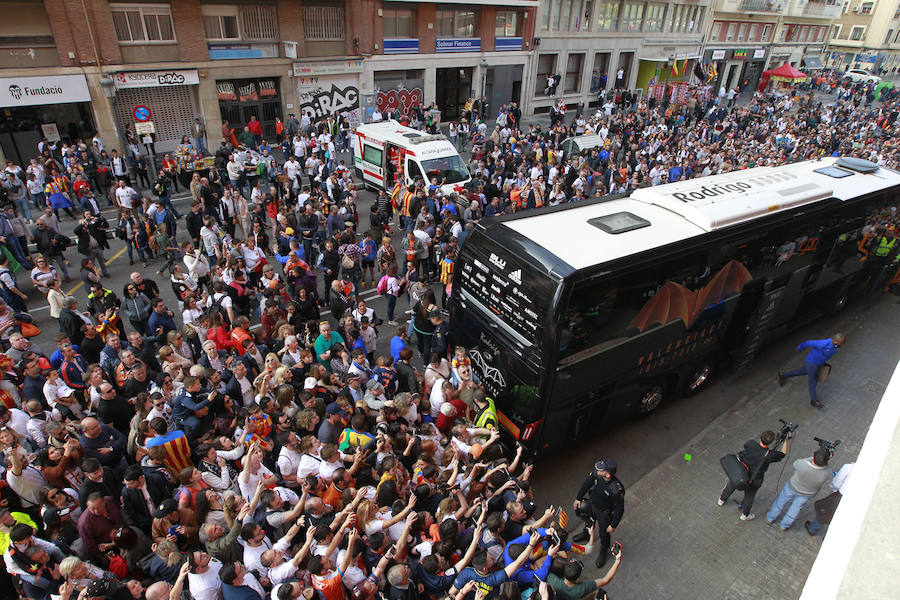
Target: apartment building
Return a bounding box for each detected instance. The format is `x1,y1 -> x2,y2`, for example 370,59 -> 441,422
828,0 -> 900,74
0,0 -> 535,164
529,0 -> 709,114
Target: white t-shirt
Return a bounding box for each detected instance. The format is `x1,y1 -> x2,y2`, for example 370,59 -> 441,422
188,559 -> 223,600
116,186 -> 137,208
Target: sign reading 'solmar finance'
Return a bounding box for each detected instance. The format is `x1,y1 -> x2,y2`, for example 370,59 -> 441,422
435,38 -> 481,53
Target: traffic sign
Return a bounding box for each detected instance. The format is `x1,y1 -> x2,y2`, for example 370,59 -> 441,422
135,121 -> 155,135
133,105 -> 151,122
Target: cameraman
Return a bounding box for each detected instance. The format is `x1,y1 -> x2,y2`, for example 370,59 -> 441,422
765,448 -> 832,531
718,429 -> 790,521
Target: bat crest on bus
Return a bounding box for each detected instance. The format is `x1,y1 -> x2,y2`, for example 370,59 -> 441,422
469,349 -> 506,391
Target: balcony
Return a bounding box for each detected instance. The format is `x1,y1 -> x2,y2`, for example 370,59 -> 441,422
802,1 -> 843,17
740,0 -> 786,12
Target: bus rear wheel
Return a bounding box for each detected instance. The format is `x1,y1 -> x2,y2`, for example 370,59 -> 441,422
680,361 -> 714,396
637,384 -> 665,414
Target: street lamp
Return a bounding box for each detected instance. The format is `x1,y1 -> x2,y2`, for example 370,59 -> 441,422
480,58 -> 489,102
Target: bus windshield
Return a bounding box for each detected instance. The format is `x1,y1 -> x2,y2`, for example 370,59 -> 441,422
421,155 -> 469,184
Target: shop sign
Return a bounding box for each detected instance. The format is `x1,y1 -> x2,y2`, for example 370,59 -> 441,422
711,50 -> 726,60
383,39 -> 419,54
436,38 -> 481,53
292,61 -> 364,77
495,37 -> 523,51
0,74 -> 90,108
733,50 -> 748,59
753,49 -> 766,59
113,69 -> 199,90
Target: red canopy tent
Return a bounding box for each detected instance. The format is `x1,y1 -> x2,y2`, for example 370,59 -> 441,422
770,62 -> 807,82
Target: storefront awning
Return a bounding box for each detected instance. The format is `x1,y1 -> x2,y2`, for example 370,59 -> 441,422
803,56 -> 824,69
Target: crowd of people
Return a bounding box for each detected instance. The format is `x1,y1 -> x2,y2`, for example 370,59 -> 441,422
0,68 -> 894,600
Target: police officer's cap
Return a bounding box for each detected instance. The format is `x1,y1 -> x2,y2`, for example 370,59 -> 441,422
594,458 -> 617,474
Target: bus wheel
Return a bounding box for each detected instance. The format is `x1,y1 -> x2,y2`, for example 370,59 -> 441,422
637,384 -> 664,414
680,362 -> 714,396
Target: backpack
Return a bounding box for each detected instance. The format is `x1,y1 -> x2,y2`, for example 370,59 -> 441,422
208,293 -> 231,326
377,274 -> 388,295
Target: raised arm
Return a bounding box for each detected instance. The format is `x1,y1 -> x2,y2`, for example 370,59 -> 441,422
503,531 -> 540,578
453,508 -> 486,571
339,528 -> 359,573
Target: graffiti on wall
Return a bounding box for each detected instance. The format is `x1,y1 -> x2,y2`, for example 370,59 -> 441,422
376,87 -> 424,116
297,83 -> 360,120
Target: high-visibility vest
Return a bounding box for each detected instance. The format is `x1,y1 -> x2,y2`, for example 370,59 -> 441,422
875,236 -> 896,257
474,397 -> 498,429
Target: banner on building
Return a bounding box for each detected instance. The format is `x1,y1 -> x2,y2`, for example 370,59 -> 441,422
238,83 -> 258,102
216,82 -> 237,101
259,81 -> 278,97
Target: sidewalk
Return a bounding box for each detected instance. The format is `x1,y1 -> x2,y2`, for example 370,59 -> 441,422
539,297 -> 900,600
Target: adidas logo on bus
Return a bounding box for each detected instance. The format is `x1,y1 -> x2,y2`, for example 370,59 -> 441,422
508,269 -> 522,284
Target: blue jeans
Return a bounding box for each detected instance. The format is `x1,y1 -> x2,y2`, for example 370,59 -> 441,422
14,196 -> 33,221
806,516 -> 823,535
766,482 -> 812,530
3,236 -> 31,268
783,362 -> 819,403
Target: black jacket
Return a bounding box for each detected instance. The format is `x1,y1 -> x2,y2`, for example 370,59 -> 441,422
575,473 -> 626,529
120,486 -> 154,531
59,309 -> 85,346
186,210 -> 204,241
73,217 -> 109,254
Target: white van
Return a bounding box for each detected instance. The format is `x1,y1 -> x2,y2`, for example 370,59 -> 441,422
351,120 -> 471,196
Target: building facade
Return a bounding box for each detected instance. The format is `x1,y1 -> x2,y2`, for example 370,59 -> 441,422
529,0 -> 710,114
0,0 -> 536,164
827,0 -> 900,74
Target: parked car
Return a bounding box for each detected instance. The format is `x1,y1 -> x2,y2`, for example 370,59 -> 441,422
844,69 -> 882,84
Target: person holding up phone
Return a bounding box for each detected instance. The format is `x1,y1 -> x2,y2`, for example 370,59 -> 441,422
547,544 -> 623,600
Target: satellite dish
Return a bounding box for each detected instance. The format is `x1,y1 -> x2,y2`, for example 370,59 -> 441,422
835,157 -> 878,173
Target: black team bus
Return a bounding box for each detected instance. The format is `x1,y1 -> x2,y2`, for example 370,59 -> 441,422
449,157 -> 900,456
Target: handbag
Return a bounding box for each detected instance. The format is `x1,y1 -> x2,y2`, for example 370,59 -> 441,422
341,254 -> 354,270
19,321 -> 41,337
817,363 -> 832,383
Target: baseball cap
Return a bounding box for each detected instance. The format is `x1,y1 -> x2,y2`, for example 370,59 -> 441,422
304,377 -> 318,390
153,498 -> 178,519
594,458 -> 617,474
325,403 -> 346,416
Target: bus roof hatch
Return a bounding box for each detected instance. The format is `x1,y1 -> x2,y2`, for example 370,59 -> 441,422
631,172 -> 833,232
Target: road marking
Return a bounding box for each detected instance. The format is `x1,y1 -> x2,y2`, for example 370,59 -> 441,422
64,245 -> 129,296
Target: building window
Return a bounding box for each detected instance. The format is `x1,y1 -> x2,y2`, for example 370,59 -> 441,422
860,2 -> 873,14
542,0 -> 552,30
559,0 -> 574,30
817,26 -> 826,42
577,0 -> 594,31
737,22 -> 747,41
726,22 -> 736,41
692,7 -> 704,32
644,3 -> 666,31
203,5 -> 277,41
886,29 -> 895,44
436,9 -> 477,37
565,53 -> 584,92
595,0 -> 619,31
496,10 -> 521,36
384,8 -> 416,38
748,23 -> 758,40
535,53 -> 556,96
303,5 -> 345,41
621,2 -> 644,32
831,24 -> 842,39
850,25 -> 865,40
761,24 -> 771,41
710,21 -> 722,40
110,4 -> 175,43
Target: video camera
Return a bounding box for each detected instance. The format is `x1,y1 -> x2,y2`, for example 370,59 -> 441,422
776,419 -> 798,443
814,436 -> 841,457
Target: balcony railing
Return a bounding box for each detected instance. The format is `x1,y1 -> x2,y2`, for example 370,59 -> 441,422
803,1 -> 843,17
740,0 -> 785,12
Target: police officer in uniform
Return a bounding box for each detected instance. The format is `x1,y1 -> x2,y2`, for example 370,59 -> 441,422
866,227 -> 900,299
572,458 -> 625,569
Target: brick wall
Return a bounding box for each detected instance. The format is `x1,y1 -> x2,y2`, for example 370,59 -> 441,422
277,0 -> 306,56
417,4 -> 436,56
481,7 -> 497,51
171,0 -> 208,62
44,0 -> 122,66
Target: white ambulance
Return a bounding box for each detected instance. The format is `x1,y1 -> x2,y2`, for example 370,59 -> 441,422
351,120 -> 471,196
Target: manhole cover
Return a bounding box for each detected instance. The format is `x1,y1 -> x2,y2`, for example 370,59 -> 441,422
863,379 -> 887,395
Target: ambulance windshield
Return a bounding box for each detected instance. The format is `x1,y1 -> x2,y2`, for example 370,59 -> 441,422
421,155 -> 469,184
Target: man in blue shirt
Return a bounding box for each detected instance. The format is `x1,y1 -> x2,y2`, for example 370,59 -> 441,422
503,528 -> 562,587
778,333 -> 845,408
148,298 -> 178,336
450,531 -> 540,599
